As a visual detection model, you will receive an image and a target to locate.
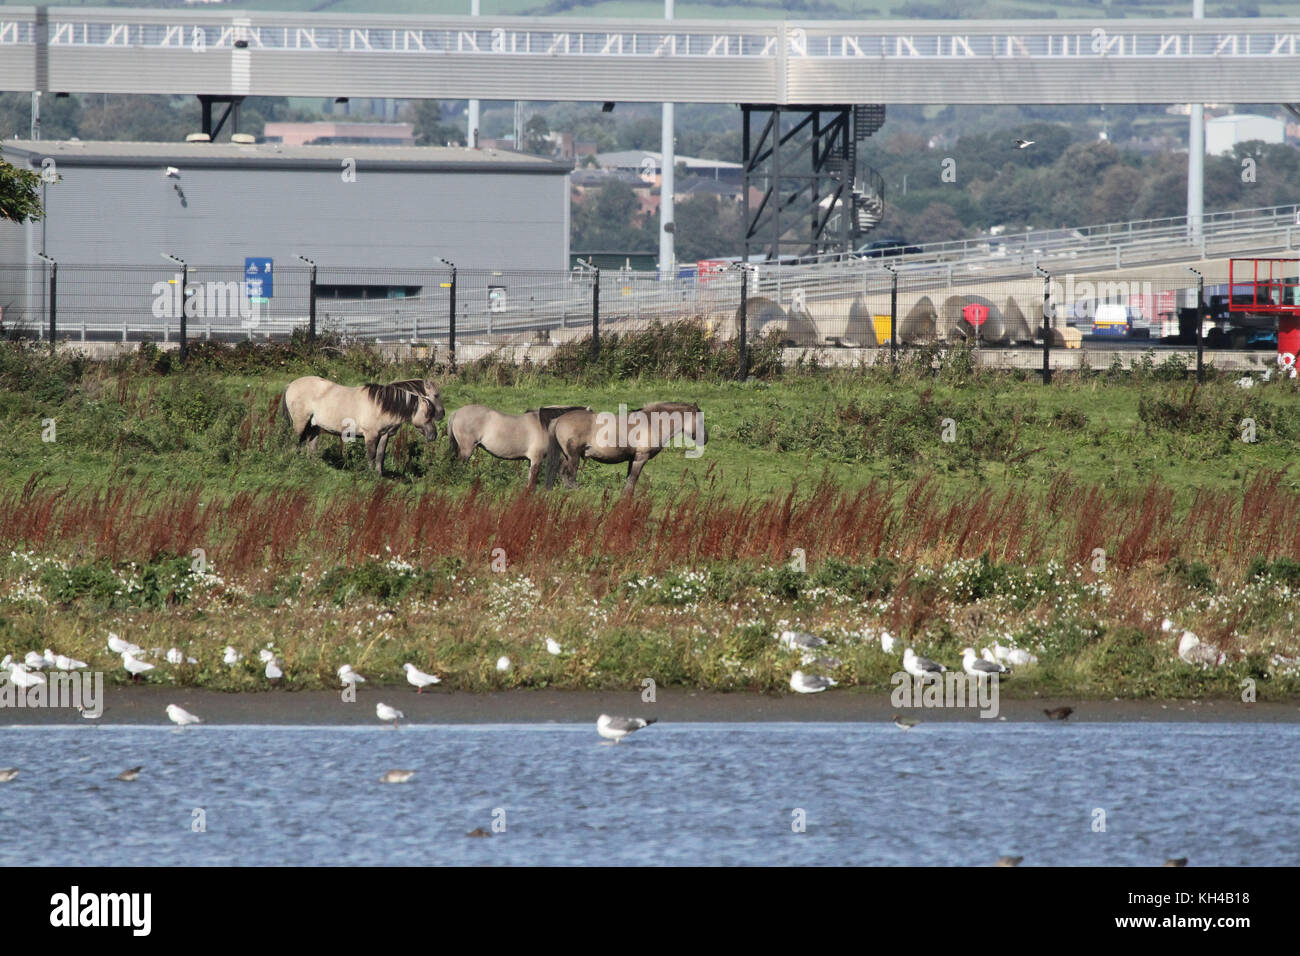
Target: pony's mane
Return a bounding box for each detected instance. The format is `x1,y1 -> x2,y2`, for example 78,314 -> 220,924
364,381 -> 426,418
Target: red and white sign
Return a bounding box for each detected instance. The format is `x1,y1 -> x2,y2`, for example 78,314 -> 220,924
962,303 -> 989,328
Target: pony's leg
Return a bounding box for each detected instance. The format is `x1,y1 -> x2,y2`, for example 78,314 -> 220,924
625,456 -> 648,493
365,435 -> 380,474
526,458 -> 540,490
562,449 -> 580,489
375,433 -> 390,477
307,428 -> 320,454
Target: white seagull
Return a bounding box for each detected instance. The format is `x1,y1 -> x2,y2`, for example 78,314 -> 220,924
24,651 -> 47,670
963,647 -> 1009,677
376,702 -> 404,729
380,770 -> 415,784
777,630 -> 827,650
223,646 -> 242,666
403,663 -> 440,692
122,653 -> 155,681
1177,631 -> 1225,668
265,658 -> 283,681
48,651 -> 87,671
258,649 -> 276,664
496,656 -> 512,673
790,670 -> 837,694
338,664 -> 365,686
596,714 -> 657,743
8,663 -> 46,688
545,638 -> 563,656
0,769 -> 18,783
108,633 -> 143,657
1014,138 -> 1035,149
903,647 -> 947,682
880,630 -> 897,654
166,648 -> 184,665
166,704 -> 201,727
991,642 -> 1038,667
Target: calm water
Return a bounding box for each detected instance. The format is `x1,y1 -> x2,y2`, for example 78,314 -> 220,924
0,722 -> 1295,866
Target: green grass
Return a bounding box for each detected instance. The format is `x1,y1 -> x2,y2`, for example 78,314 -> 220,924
2,335 -> 1299,700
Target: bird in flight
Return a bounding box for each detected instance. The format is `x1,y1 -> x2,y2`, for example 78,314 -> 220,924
1014,138 -> 1035,149
892,714 -> 918,731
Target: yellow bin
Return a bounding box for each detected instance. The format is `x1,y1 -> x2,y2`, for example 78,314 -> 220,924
872,314 -> 893,344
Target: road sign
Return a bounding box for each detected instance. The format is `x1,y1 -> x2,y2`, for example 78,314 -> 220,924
244,257 -> 273,299
962,303 -> 989,327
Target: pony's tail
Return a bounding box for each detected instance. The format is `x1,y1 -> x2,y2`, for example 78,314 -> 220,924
447,420 -> 460,459
543,428 -> 563,489
279,391 -> 291,428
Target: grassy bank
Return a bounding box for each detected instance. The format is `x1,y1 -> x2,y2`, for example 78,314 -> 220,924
1,333 -> 1298,699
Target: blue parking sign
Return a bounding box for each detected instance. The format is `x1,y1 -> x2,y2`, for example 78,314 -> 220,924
244,257 -> 273,299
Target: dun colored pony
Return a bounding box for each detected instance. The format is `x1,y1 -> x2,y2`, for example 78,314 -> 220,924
448,404 -> 589,490
282,375 -> 444,476
544,401 -> 708,493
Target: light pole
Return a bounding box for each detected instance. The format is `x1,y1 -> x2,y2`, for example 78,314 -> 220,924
660,0 -> 675,280
162,253 -> 188,361
297,255 -> 316,344
439,257 -> 457,368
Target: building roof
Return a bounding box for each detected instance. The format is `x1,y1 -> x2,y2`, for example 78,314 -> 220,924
1,139 -> 572,174
594,149 -> 742,171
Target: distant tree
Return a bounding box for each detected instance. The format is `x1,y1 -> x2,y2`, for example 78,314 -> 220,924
522,114 -> 551,155
672,194 -> 744,261
0,146 -> 43,224
402,100 -> 463,146
908,201 -> 967,243
571,181 -> 656,252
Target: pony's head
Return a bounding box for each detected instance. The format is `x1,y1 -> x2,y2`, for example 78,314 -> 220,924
411,393 -> 441,442
420,380 -> 446,422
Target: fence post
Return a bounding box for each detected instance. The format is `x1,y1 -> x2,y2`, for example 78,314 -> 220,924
884,264 -> 897,369
591,265 -> 600,360
1188,266 -> 1204,383
297,255 -> 316,345
439,258 -> 456,370
1036,264 -> 1052,385
35,253 -> 56,353
732,263 -> 749,380
163,253 -> 187,362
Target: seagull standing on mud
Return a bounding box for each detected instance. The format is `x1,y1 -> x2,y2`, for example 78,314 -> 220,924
403,663 -> 440,692
789,670 -> 837,694
376,703 -> 404,729
596,714 -> 657,743
903,648 -> 947,683
166,704 -> 201,727
122,653 -> 155,682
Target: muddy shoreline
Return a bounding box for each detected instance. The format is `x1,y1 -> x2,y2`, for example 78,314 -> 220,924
2,686 -> 1297,725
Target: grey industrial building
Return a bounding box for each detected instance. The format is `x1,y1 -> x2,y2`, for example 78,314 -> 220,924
0,140 -> 572,341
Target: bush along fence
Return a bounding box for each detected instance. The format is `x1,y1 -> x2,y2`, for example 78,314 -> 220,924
0,256 -> 1286,382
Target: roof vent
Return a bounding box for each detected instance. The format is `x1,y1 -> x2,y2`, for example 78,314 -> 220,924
186,133 -> 211,143
231,133 -> 256,145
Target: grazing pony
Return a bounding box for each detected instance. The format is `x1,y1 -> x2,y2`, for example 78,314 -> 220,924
282,375 -> 444,476
447,404 -> 589,490
544,401 -> 708,493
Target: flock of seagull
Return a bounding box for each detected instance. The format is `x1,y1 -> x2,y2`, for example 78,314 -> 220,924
2,648 -> 89,688
778,628 -> 1040,698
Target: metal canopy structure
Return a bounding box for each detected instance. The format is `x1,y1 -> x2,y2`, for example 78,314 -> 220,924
743,104 -> 887,261
3,9 -> 1300,104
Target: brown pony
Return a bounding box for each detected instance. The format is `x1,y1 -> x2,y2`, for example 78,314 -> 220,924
544,401 -> 707,493
282,375 -> 444,476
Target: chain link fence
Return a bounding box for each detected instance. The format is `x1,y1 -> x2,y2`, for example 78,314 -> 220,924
1,256 -> 1289,378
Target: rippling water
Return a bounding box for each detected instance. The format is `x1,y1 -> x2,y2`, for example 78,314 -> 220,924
1,722 -> 1295,866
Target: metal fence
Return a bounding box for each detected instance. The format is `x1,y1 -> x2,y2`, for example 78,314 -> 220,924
0,254 -> 1288,380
